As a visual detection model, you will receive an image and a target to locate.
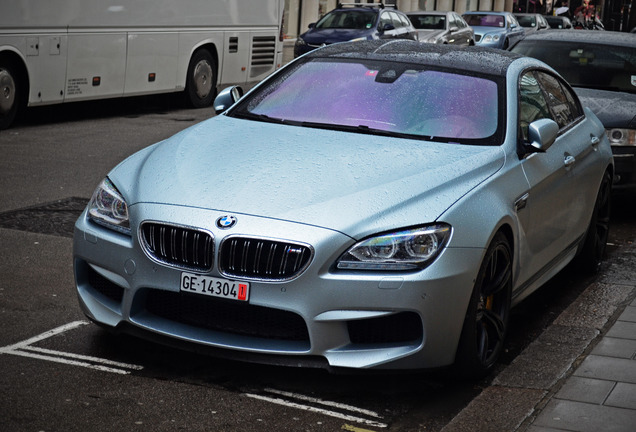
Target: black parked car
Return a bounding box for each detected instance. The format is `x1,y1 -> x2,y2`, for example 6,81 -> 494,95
544,15 -> 573,29
514,13 -> 550,33
511,30 -> 636,189
294,3 -> 417,57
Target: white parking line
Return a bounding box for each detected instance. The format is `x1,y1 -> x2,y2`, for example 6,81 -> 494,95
244,388 -> 387,429
0,320 -> 143,375
2,322 -> 385,428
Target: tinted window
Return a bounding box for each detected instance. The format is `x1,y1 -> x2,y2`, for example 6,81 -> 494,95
380,11 -> 392,29
511,41 -> 636,94
519,70 -> 583,140
410,14 -> 446,30
234,58 -> 503,145
536,72 -> 581,128
316,10 -> 377,29
397,13 -> 411,28
464,14 -> 505,27
519,72 -> 551,141
516,15 -> 537,27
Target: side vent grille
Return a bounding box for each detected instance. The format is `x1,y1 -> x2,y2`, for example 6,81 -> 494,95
250,35 -> 276,77
229,36 -> 239,53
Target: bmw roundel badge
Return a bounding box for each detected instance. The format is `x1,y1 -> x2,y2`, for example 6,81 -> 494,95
216,215 -> 237,229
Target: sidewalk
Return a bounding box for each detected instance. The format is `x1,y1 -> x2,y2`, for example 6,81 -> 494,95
441,241 -> 636,432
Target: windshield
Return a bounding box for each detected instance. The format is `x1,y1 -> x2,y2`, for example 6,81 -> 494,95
410,15 -> 446,30
464,14 -> 505,28
512,41 -> 636,94
516,16 -> 536,27
231,58 -> 502,145
315,10 -> 377,30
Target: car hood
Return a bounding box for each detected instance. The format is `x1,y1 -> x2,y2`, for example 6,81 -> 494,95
301,28 -> 373,44
110,116 -> 504,238
416,29 -> 446,41
574,87 -> 636,129
472,26 -> 507,36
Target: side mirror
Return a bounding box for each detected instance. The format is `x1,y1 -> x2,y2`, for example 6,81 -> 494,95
308,22 -> 316,29
213,85 -> 244,114
380,23 -> 395,33
449,26 -> 459,33
528,118 -> 559,152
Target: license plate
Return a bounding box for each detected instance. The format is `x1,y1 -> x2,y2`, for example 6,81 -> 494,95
180,272 -> 249,301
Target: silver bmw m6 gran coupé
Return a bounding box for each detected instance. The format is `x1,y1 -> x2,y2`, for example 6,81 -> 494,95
74,40 -> 613,378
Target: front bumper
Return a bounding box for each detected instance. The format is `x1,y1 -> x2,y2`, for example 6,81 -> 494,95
73,203 -> 483,370
611,146 -> 636,189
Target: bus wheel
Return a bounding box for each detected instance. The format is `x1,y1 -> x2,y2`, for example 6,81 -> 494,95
185,49 -> 217,108
0,61 -> 19,129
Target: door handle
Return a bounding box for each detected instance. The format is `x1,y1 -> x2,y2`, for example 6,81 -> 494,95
590,135 -> 600,146
564,154 -> 576,167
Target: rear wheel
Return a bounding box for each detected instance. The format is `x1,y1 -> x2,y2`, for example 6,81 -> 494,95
455,231 -> 512,379
576,170 -> 611,273
0,60 -> 20,129
184,49 -> 217,108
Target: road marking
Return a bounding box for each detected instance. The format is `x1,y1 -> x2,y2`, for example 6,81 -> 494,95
342,424 -> 380,432
3,323 -> 385,427
244,388 -> 387,429
0,320 -> 143,375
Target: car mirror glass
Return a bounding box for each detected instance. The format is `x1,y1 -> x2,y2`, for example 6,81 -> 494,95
214,85 -> 244,114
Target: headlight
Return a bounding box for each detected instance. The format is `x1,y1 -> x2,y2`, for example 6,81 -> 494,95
294,37 -> 306,47
483,34 -> 500,43
607,128 -> 636,146
337,224 -> 451,271
87,178 -> 130,234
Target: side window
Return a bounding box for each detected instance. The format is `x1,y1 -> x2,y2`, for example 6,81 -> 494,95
380,12 -> 392,29
398,13 -> 411,28
388,11 -> 404,28
448,14 -> 457,29
535,71 -> 582,129
519,71 -> 551,142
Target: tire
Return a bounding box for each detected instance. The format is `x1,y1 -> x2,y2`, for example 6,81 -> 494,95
455,231 -> 512,379
0,60 -> 21,130
576,170 -> 611,273
184,49 -> 217,108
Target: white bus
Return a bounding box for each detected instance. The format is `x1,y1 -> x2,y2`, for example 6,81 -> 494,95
0,0 -> 285,129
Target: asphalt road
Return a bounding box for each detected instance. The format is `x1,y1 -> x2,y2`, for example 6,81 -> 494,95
1,96 -> 633,432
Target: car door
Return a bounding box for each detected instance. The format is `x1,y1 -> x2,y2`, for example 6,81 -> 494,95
534,71 -> 604,236
515,69 -> 596,284
452,13 -> 472,46
506,14 -> 525,46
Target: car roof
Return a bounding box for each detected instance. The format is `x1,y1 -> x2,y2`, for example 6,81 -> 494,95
406,11 -> 450,16
304,39 -> 523,76
518,29 -> 636,48
463,11 -> 511,15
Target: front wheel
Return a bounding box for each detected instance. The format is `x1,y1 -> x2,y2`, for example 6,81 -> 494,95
184,49 -> 217,109
0,60 -> 20,130
455,231 -> 512,379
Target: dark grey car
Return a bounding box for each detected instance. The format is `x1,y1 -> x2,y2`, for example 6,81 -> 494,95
511,30 -> 636,189
407,11 -> 475,46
